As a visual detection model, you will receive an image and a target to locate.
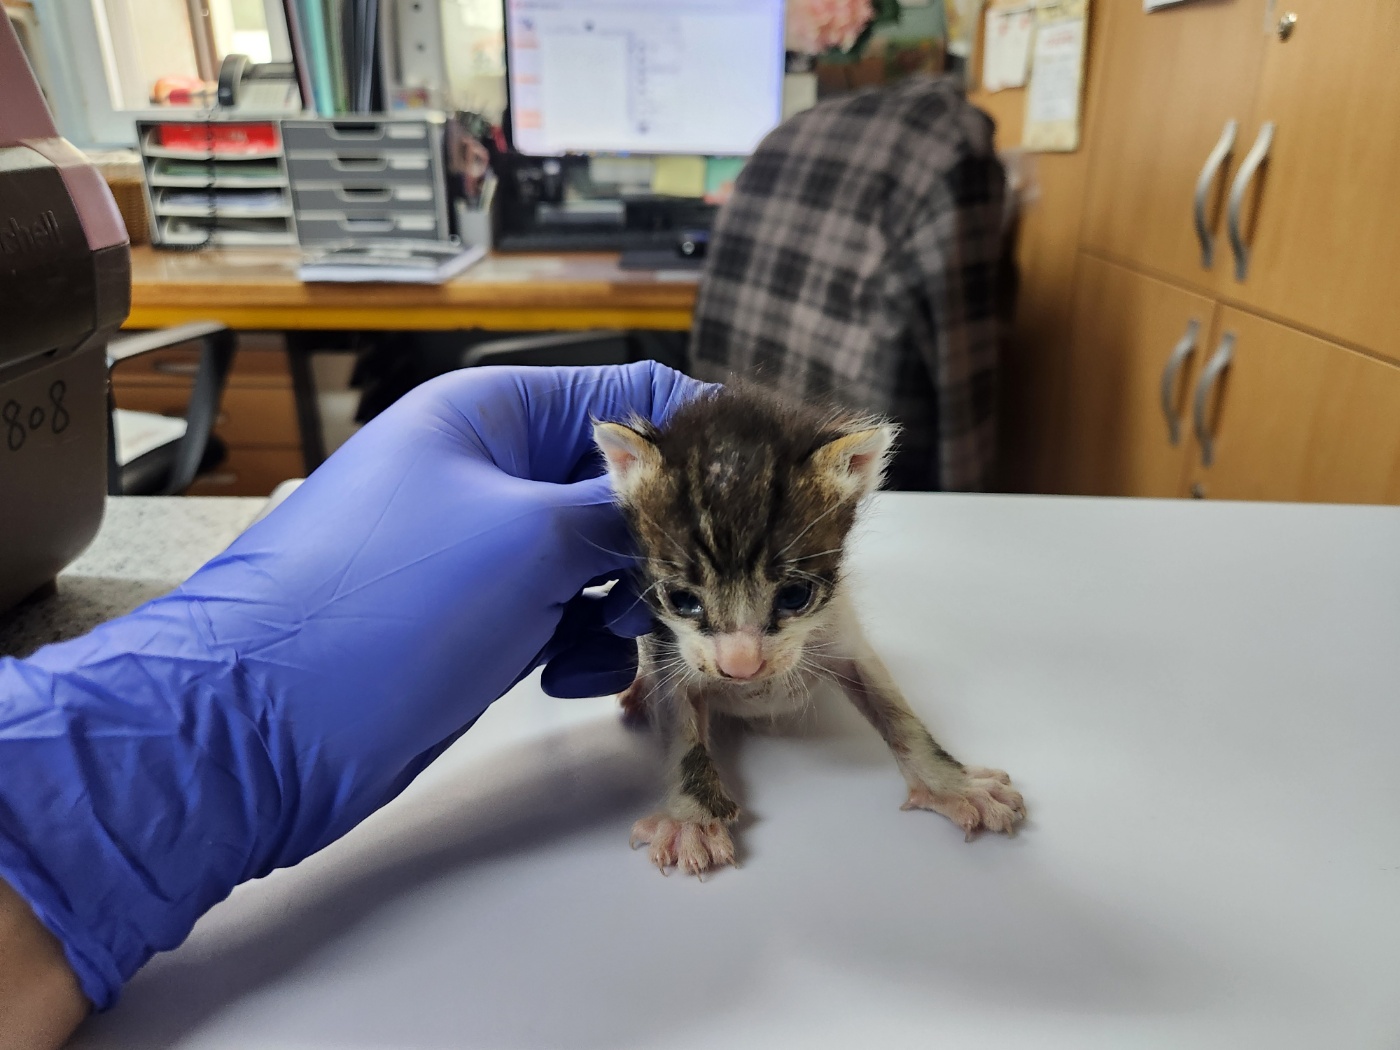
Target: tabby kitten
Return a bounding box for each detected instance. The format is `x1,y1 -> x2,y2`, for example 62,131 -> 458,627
594,386 -> 1024,876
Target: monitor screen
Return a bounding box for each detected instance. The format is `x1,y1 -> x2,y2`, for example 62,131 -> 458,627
505,0 -> 786,157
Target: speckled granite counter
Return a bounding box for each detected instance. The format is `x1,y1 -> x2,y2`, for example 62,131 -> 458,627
0,497 -> 265,658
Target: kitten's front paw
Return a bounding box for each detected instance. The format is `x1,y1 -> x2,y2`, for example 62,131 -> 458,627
903,766 -> 1026,841
630,814 -> 736,877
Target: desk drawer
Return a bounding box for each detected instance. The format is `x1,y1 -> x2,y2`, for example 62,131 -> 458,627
292,181 -> 437,214
283,119 -> 432,153
186,447 -> 304,497
296,210 -> 441,243
113,384 -> 300,448
112,343 -> 291,384
286,152 -> 432,183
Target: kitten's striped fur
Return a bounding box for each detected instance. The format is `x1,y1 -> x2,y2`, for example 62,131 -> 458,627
596,386 -> 1024,876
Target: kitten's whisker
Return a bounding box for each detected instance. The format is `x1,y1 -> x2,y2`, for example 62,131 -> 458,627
577,535 -> 640,563
645,659 -> 687,680
784,663 -> 817,725
634,508 -> 696,568
774,500 -> 845,558
625,572 -> 686,617
786,547 -> 844,563
640,557 -> 686,572
649,664 -> 680,684
638,576 -> 676,602
813,665 -> 865,690
651,659 -> 695,699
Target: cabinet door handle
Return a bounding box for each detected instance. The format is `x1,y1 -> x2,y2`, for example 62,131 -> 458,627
1159,318 -> 1200,446
1192,332 -> 1235,468
1193,120 -> 1237,269
1227,122 -> 1275,281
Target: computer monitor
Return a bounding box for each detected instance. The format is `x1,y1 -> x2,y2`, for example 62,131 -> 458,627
504,0 -> 786,157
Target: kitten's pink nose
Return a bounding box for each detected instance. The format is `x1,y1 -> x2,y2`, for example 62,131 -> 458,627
715,633 -> 766,680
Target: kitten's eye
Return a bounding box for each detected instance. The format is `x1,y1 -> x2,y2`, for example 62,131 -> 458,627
774,581 -> 814,614
666,588 -> 704,619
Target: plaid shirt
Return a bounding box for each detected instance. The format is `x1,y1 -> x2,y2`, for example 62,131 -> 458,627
689,75 -> 1008,491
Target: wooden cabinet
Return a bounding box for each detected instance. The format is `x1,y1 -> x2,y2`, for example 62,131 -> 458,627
114,385 -> 300,449
111,333 -> 305,496
1189,309 -> 1400,504
1056,255 -> 1213,497
186,448 -> 308,498
997,0 -> 1400,505
1069,1 -> 1400,347
1058,261 -> 1400,505
1080,0 -> 1266,289
1226,0 -> 1400,357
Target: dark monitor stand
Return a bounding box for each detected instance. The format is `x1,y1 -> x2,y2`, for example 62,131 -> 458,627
616,249 -> 705,272
492,153 -> 717,269
617,227 -> 708,272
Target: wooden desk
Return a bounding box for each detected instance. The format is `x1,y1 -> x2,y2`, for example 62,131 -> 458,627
127,246 -> 700,480
127,246 -> 699,332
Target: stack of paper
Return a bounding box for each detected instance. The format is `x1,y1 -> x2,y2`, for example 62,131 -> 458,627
299,241 -> 487,284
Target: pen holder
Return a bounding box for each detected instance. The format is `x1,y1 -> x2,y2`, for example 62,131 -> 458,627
455,202 -> 493,252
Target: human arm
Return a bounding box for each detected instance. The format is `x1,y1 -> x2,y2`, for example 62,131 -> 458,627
0,877 -> 87,1050
0,363 -> 706,1028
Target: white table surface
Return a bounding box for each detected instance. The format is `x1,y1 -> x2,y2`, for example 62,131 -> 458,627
71,493 -> 1400,1049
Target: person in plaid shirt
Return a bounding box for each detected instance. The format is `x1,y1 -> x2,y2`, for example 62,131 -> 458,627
690,75 -> 1012,492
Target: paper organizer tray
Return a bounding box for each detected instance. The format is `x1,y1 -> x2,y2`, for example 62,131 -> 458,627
284,116 -> 450,245
136,118 -> 296,248
292,183 -> 436,213
295,211 -> 439,242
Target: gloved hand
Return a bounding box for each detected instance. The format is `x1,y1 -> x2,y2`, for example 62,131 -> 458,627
0,362 -> 709,1011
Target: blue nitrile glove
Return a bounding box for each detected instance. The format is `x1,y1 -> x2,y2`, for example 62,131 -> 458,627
0,362 -> 709,1011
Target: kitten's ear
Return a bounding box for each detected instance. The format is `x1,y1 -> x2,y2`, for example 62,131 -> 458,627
593,421 -> 662,501
812,424 -> 896,501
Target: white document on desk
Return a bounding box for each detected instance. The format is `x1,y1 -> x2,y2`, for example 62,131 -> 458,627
298,243 -> 487,284
982,4 -> 1035,92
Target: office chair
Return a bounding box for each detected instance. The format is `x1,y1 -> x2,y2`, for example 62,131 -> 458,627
337,330 -> 683,470
106,321 -> 236,495
458,329 -> 633,368
303,326 -> 683,479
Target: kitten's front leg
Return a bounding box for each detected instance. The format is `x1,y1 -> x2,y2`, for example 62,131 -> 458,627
821,598 -> 1025,840
630,681 -> 740,877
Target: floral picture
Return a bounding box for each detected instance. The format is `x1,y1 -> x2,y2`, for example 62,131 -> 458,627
785,0 -> 901,59
785,0 -> 947,96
